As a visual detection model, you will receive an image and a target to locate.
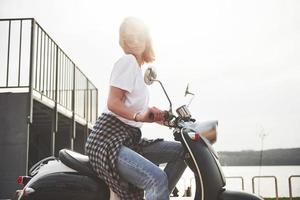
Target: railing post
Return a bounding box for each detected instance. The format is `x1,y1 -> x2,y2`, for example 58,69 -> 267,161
26,18 -> 35,175
28,19 -> 35,124
6,20 -> 11,87
71,62 -> 76,150
289,175 -> 300,200
252,176 -> 278,200
51,45 -> 59,156
18,20 -> 23,87
289,176 -> 292,200
96,88 -> 98,122
85,78 -> 89,140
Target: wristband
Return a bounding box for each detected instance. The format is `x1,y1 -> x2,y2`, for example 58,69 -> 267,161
133,112 -> 140,122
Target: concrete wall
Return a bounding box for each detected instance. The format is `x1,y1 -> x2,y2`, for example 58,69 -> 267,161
0,93 -> 29,199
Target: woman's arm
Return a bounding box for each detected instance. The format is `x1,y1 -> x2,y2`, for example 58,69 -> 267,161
107,86 -> 135,120
107,86 -> 164,123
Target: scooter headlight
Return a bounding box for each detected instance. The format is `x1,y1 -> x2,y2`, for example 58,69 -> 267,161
200,127 -> 217,145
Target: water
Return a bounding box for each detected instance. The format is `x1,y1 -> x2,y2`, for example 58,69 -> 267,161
174,166 -> 300,198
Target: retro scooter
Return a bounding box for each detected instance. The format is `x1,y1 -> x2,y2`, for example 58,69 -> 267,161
15,67 -> 263,200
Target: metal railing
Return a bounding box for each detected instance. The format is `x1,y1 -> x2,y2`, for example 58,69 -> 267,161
252,176 -> 279,200
225,176 -> 245,190
289,175 -> 300,200
184,175 -> 300,199
0,18 -> 98,123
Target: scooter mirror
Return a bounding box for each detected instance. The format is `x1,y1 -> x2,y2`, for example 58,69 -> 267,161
144,67 -> 173,113
144,66 -> 157,85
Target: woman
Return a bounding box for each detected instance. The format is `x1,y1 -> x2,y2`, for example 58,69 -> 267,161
85,17 -> 186,200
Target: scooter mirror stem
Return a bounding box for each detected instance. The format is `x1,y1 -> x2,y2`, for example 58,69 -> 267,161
153,79 -> 173,114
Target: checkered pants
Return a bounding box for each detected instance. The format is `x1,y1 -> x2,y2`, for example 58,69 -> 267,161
85,113 -> 146,199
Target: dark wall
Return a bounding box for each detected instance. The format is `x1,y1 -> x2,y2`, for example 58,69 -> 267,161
0,93 -> 29,199
0,93 -> 91,199
28,125 -> 52,169
74,123 -> 88,154
54,114 -> 72,157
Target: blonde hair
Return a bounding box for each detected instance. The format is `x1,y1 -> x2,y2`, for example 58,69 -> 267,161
119,17 -> 155,64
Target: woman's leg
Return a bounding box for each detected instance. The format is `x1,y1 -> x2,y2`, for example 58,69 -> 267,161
116,146 -> 169,200
142,141 -> 187,193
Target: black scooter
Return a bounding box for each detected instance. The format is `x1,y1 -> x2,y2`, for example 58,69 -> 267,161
15,67 -> 263,200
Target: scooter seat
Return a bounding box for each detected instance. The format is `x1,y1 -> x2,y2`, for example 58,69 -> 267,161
59,149 -> 96,177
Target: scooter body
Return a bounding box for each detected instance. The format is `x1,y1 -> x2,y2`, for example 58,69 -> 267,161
15,151 -> 110,200
15,120 -> 262,200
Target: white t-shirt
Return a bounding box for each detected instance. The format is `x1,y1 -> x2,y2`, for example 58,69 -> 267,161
104,54 -> 149,128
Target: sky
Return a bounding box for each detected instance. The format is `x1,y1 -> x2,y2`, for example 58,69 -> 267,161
1,0 -> 299,151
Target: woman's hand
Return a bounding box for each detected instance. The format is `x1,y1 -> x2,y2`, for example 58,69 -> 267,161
137,107 -> 165,123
